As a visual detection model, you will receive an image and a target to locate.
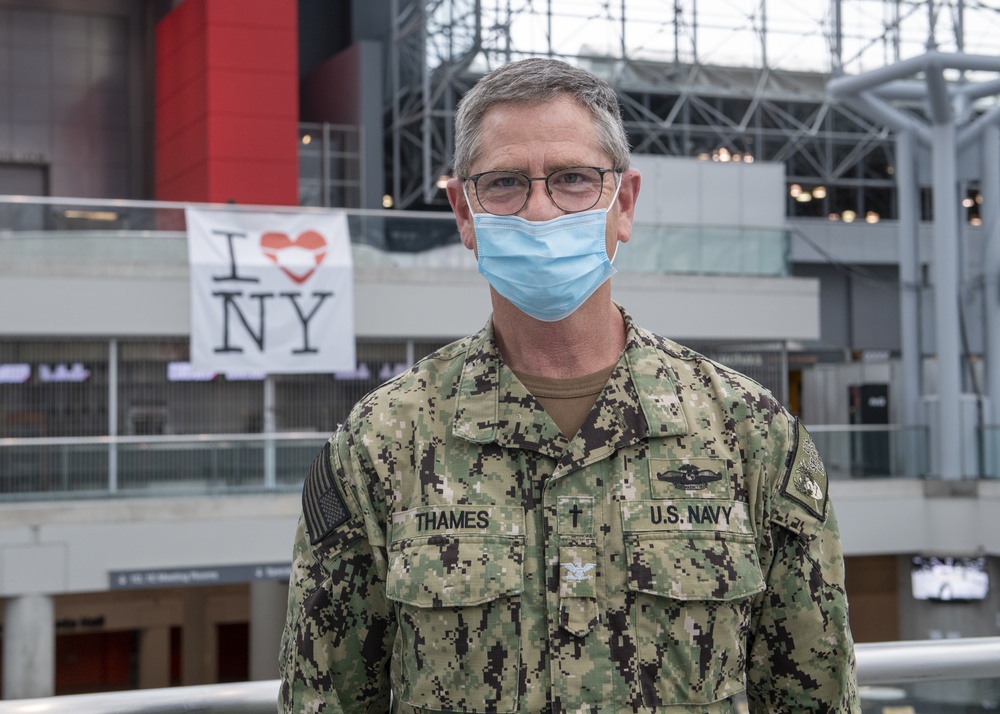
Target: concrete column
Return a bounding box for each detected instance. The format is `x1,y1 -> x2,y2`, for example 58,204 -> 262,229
896,130 -> 923,477
931,120 -> 965,477
2,595 -> 55,700
138,625 -> 171,689
181,589 -> 212,685
983,124 -> 1000,473
249,580 -> 289,680
896,131 -> 922,421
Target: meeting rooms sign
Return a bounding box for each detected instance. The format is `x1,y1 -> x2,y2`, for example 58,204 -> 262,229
110,563 -> 291,590
185,208 -> 355,374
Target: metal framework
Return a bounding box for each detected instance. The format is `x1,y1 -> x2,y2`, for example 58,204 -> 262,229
388,0 -> 1000,211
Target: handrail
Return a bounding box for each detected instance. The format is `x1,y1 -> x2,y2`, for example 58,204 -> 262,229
0,638 -> 997,712
0,431 -> 332,448
854,636 -> 1000,684
806,423 -> 920,432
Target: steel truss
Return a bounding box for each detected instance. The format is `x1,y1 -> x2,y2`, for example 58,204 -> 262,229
389,1 -> 998,212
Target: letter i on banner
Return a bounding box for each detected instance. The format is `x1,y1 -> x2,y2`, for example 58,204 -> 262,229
185,208 -> 356,374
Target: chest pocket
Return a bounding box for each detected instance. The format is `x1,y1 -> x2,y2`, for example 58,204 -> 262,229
386,506 -> 525,714
621,499 -> 764,707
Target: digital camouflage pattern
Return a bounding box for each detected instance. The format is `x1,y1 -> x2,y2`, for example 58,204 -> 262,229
279,307 -> 860,713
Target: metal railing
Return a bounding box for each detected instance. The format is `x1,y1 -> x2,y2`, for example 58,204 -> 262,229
0,424 -> 939,503
0,638 -> 996,712
808,424 -> 931,479
0,433 -> 329,500
0,424 -> 926,502
0,195 -> 790,278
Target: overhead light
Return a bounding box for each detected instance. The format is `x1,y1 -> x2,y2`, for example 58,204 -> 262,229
382,194 -> 394,209
962,197 -> 974,208
743,155 -> 754,164
971,216 -> 983,226
301,134 -> 312,145
865,211 -> 880,223
828,213 -> 840,221
796,193 -> 813,202
886,166 -> 895,175
789,184 -> 802,198
842,210 -> 857,223
812,186 -> 827,199
716,147 -> 731,162
697,152 -> 710,161
436,175 -> 451,189
976,194 -> 984,205
63,210 -> 119,221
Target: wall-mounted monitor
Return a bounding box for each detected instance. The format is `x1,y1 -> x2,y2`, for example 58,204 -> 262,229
911,556 -> 989,602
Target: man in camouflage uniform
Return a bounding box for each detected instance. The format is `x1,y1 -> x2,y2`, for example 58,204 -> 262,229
280,58 -> 859,713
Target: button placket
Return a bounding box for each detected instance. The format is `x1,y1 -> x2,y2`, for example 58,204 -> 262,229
555,496 -> 599,637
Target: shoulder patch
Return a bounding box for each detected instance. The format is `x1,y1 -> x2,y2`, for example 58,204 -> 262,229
302,441 -> 352,545
779,420 -> 829,522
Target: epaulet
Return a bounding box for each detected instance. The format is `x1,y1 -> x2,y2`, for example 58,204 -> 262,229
302,441 -> 352,545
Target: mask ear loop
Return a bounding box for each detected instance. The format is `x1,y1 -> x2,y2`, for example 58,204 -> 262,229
606,172 -> 624,265
461,181 -> 474,214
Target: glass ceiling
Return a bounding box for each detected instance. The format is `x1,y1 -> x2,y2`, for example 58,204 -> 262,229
449,1 -> 1000,76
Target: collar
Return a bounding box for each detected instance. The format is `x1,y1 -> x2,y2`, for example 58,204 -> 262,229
452,307 -> 689,465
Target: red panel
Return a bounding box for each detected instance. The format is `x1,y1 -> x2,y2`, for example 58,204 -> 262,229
210,159 -> 298,205
207,70 -> 297,118
155,0 -> 298,204
159,165 -> 211,203
157,125 -> 209,184
157,76 -> 208,143
205,0 -> 296,29
156,33 -> 208,103
207,27 -> 297,73
207,115 -> 298,160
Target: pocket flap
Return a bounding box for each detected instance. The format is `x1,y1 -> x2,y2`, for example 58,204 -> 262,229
622,500 -> 764,602
387,505 -> 525,607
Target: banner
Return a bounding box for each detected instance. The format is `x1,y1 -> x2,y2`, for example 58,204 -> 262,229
185,208 -> 355,374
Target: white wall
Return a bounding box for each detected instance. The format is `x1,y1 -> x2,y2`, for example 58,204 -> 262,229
3,482 -> 1000,599
631,155 -> 785,228
0,495 -> 300,596
0,255 -> 821,343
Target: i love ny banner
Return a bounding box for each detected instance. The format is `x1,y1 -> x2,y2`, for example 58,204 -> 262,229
185,208 -> 356,374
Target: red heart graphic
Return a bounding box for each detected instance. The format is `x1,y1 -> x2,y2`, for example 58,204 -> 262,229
260,231 -> 328,284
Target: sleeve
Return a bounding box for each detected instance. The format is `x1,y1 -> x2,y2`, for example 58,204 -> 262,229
278,427 -> 395,714
745,416 -> 861,713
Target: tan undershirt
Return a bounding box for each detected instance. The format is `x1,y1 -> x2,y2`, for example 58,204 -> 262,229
510,363 -> 617,439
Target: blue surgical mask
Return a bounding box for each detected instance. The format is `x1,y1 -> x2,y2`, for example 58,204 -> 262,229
468,181 -> 622,322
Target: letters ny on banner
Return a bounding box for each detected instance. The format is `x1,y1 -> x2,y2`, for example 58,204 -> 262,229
185,208 -> 355,374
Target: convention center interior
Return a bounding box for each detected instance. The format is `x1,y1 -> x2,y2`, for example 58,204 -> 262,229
1,0 -> 999,711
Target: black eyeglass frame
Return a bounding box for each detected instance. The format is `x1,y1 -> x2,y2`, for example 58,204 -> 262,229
461,166 -> 620,216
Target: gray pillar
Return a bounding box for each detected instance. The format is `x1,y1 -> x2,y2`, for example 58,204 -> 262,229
138,625 -> 171,689
249,580 -> 289,681
931,121 -> 965,478
181,589 -> 212,685
2,595 -> 55,700
896,130 -> 923,436
983,124 -> 1000,473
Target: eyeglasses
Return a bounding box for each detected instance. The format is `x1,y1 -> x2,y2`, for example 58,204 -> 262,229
463,166 -> 618,216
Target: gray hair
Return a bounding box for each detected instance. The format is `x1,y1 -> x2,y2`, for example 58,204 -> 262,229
452,58 -> 631,177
